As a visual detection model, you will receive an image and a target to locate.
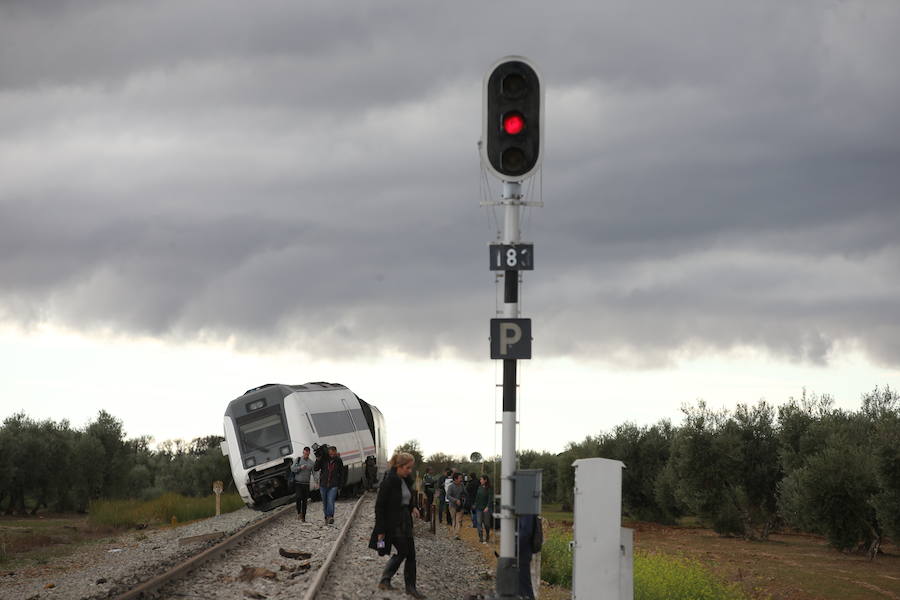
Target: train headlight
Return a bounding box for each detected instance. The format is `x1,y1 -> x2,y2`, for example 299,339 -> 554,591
280,445 -> 291,456
247,399 -> 266,411
244,457 -> 256,468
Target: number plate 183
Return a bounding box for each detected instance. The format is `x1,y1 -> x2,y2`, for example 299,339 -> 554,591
489,244 -> 534,271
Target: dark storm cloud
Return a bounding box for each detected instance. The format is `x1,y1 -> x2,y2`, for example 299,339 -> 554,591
1,0 -> 899,366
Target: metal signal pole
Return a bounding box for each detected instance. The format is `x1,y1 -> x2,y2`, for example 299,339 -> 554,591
481,56 -> 543,599
498,180 -> 522,595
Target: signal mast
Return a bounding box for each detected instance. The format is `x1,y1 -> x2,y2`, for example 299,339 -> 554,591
480,56 -> 543,599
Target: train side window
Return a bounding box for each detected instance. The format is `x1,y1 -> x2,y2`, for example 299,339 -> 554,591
306,412 -> 316,434
311,410 -> 355,437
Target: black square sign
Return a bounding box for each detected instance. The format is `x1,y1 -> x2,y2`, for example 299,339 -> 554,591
490,318 -> 532,359
489,244 -> 534,271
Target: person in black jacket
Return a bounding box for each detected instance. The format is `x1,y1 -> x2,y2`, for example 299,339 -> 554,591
517,514 -> 538,600
368,452 -> 425,599
465,472 -> 479,528
314,446 -> 344,524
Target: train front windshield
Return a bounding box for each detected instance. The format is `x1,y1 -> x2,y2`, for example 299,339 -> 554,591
238,412 -> 287,452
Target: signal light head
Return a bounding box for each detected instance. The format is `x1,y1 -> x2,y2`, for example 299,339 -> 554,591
481,57 -> 542,180
503,112 -> 525,135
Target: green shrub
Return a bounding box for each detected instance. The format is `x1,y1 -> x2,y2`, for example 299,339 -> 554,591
88,498 -> 152,529
541,529 -> 746,600
634,551 -> 746,600
541,528 -> 574,587
140,486 -> 166,502
89,492 -> 245,528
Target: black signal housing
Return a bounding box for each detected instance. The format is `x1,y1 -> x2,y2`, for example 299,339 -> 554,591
481,57 -> 543,181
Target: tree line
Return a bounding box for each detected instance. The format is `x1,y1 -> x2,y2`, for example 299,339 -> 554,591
5,385 -> 898,556
0,410 -> 232,514
412,386 -> 899,555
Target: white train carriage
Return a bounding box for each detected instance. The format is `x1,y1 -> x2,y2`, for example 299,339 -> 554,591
221,382 -> 387,511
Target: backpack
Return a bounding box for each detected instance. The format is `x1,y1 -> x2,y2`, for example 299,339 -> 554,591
531,516 -> 543,553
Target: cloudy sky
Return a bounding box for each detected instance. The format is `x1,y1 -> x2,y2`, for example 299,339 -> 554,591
1,0 -> 898,458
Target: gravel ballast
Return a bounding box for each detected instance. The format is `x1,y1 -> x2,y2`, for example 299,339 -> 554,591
161,497 -> 360,600
1,503 -> 278,600
317,494 -> 494,600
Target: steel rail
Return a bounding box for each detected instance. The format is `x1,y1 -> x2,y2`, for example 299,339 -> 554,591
301,491 -> 368,600
114,505 -> 290,600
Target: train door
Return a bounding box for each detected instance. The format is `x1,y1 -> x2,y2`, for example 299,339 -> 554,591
341,397 -> 365,481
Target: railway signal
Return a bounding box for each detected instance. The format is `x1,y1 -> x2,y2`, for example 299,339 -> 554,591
480,56 -> 545,599
481,57 -> 543,181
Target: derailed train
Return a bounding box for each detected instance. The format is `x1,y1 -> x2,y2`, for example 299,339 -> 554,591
221,382 -> 387,511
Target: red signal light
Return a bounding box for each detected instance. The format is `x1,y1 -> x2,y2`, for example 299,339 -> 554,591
503,113 -> 525,135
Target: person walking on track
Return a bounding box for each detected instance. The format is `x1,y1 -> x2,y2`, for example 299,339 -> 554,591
291,446 -> 314,522
369,452 -> 426,599
446,472 -> 465,540
422,466 -> 435,522
436,468 -> 451,524
315,445 -> 344,524
466,472 -> 479,528
474,475 -> 493,544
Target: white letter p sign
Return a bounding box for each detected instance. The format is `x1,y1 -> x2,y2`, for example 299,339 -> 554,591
490,318 -> 532,360
499,323 -> 522,355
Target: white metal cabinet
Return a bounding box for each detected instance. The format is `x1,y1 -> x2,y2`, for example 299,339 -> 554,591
572,458 -> 633,600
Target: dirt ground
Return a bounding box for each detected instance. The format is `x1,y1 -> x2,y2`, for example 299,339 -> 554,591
629,520 -> 900,600
0,513 -> 113,568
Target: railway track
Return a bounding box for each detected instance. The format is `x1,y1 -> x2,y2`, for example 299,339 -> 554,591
101,490 -> 494,600
112,493 -> 369,600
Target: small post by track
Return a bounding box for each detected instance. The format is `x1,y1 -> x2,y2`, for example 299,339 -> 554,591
213,480 -> 223,516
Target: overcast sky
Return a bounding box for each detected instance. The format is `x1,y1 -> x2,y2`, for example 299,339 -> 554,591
1,1 -> 898,457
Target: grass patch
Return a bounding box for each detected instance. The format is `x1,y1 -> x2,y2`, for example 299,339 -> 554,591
541,502 -> 574,524
540,527 -> 748,599
0,495 -> 244,567
0,515 -> 107,566
634,551 -> 747,600
89,492 -> 245,528
541,526 -> 575,587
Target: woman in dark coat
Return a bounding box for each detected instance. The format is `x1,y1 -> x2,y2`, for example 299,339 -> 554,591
368,452 -> 425,598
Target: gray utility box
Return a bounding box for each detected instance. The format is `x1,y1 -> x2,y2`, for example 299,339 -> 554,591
513,469 -> 542,515
572,458 -> 633,600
